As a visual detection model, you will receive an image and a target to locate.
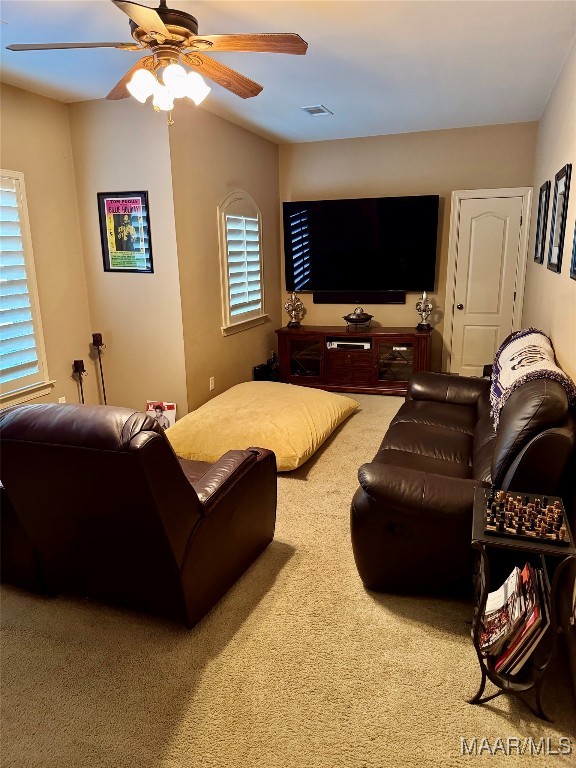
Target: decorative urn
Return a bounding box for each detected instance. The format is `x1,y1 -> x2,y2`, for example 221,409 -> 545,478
342,307 -> 373,330
284,291 -> 304,328
415,292 -> 433,331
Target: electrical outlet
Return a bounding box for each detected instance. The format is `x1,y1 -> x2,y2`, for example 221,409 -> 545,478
209,376 -> 215,391
58,396 -> 66,403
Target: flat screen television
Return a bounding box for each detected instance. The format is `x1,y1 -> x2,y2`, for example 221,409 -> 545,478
283,195 -> 439,298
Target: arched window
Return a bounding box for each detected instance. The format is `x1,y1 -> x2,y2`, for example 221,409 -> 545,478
217,189 -> 267,335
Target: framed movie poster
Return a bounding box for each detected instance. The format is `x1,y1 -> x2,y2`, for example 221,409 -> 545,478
97,191 -> 153,273
547,164 -> 572,274
571,220 -> 576,281
533,180 -> 550,264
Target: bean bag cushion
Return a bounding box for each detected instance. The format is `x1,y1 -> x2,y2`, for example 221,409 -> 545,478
166,381 -> 359,471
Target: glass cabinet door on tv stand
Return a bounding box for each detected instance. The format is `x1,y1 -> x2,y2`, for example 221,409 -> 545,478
376,339 -> 415,384
286,337 -> 324,384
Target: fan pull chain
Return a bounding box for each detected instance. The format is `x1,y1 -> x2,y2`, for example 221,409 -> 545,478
167,111 -> 174,127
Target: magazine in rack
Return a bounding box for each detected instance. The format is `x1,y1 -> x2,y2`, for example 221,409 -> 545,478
480,561 -> 551,676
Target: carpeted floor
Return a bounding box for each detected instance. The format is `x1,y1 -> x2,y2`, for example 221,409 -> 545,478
1,394 -> 575,768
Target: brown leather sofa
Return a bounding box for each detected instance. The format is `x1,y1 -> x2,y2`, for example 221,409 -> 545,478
0,402 -> 277,627
351,371 -> 576,593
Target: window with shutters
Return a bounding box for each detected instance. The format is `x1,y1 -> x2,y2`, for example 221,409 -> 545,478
0,170 -> 51,404
218,189 -> 267,335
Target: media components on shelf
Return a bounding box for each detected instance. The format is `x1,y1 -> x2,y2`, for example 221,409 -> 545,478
326,340 -> 371,350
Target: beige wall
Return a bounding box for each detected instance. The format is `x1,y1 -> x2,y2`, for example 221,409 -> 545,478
5,79 -> 562,411
69,98 -> 188,413
168,107 -> 281,411
0,84 -> 98,405
279,123 -> 538,370
3,86 -> 279,416
523,41 -> 576,379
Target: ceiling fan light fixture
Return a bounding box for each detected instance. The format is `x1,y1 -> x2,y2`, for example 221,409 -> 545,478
162,63 -> 188,98
186,71 -> 211,105
126,68 -> 157,103
10,2 -> 308,110
152,83 -> 174,112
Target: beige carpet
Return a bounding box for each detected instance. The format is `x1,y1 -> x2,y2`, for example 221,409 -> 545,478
1,394 -> 575,768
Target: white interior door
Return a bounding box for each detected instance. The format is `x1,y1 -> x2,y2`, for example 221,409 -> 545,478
448,195 -> 525,376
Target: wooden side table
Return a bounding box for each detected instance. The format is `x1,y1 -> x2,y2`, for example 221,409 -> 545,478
469,488 -> 576,721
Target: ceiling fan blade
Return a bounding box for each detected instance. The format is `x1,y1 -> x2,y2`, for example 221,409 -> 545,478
182,53 -> 263,99
7,42 -> 141,51
186,33 -> 308,55
112,0 -> 170,38
107,55 -> 156,100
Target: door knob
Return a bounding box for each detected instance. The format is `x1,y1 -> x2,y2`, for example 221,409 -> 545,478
456,303 -> 464,310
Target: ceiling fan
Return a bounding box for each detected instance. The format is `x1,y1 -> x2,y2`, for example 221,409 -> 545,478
6,0 -> 308,104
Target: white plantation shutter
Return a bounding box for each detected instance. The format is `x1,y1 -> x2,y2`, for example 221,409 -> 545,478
218,190 -> 266,334
226,214 -> 262,318
0,171 -> 49,400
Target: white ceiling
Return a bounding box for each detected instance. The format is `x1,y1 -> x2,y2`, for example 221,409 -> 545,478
1,0 -> 575,144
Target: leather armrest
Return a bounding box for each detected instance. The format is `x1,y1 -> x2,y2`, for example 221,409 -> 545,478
357,462 -> 489,516
499,426 -> 576,494
193,448 -> 275,514
407,371 -> 490,407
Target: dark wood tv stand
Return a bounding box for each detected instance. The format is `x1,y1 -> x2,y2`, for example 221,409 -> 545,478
276,326 -> 432,396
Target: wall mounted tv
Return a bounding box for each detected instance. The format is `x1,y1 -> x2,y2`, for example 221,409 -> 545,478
283,194 -> 440,303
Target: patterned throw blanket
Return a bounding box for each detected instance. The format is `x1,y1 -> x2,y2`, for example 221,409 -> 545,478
490,329 -> 576,429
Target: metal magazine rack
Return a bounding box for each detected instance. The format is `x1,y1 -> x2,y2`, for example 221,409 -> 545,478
469,487 -> 575,721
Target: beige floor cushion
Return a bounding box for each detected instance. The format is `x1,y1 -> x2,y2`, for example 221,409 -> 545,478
166,381 -> 359,471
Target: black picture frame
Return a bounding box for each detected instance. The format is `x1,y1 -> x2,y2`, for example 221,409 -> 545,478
570,220 -> 576,281
97,191 -> 153,273
547,164 -> 572,274
533,180 -> 550,263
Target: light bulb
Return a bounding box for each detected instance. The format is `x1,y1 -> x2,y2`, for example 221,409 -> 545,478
152,84 -> 174,112
162,63 -> 188,99
186,72 -> 211,105
126,69 -> 157,103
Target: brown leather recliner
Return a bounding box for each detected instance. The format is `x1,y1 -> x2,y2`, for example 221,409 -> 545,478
350,371 -> 576,593
0,403 -> 277,627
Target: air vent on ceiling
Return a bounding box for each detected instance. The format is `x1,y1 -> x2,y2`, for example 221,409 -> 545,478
301,104 -> 333,116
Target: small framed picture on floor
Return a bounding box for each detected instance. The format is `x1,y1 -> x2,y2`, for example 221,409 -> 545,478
146,401 -> 176,430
